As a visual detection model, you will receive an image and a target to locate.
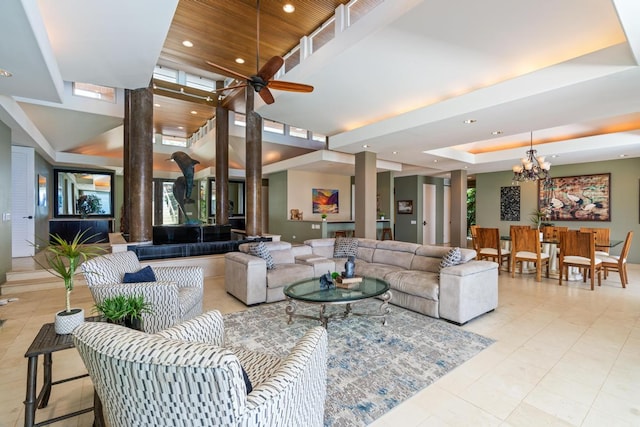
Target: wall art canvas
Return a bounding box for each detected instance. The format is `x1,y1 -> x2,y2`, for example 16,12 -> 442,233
500,186 -> 520,221
539,173 -> 610,221
397,200 -> 413,214
312,188 -> 339,214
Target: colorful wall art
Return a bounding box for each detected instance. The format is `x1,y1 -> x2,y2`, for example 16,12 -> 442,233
312,188 -> 339,214
539,173 -> 610,221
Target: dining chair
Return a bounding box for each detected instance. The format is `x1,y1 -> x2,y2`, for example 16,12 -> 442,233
579,227 -> 610,256
476,227 -> 510,274
558,230 -> 602,290
600,231 -> 633,287
510,227 -> 549,282
542,226 -> 568,242
470,225 -> 480,253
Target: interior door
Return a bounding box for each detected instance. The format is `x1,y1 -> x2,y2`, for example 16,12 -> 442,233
11,146 -> 35,257
422,183 -> 436,245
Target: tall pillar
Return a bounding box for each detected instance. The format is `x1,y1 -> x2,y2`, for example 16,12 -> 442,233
450,169 -> 468,248
123,83 -> 153,242
354,151 -> 377,239
245,89 -> 262,237
215,101 -> 229,225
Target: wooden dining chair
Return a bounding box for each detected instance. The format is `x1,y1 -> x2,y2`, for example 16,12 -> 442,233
558,230 -> 602,290
470,225 -> 480,253
579,227 -> 610,256
600,231 -> 633,287
476,227 -> 510,274
510,227 -> 550,282
542,226 -> 568,242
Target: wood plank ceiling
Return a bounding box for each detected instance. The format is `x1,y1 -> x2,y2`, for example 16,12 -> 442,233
154,0 -> 350,140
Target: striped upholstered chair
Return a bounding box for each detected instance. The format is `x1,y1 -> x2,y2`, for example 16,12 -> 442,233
81,251 -> 203,333
73,311 -> 328,427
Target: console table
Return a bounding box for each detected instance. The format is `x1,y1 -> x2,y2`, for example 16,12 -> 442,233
24,318 -> 105,427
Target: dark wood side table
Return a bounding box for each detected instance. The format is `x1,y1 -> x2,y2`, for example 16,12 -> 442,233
24,317 -> 105,427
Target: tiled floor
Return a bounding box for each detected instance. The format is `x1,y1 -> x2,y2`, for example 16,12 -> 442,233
1,262 -> 638,426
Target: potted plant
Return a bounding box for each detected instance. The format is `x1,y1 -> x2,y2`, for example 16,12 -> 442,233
379,212 -> 386,220
76,194 -> 103,218
33,230 -> 105,334
93,294 -> 152,331
321,213 -> 327,221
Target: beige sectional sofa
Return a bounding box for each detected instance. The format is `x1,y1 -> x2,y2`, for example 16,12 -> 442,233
224,238 -> 499,324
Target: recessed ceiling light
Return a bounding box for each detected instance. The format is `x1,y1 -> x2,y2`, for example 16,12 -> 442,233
362,144 -> 369,148
190,110 -> 197,115
0,68 -> 12,77
492,130 -> 503,135
463,119 -> 476,124
235,58 -> 245,64
182,40 -> 194,48
154,103 -> 161,107
178,126 -> 184,130
551,154 -> 558,158
283,4 -> 295,13
619,154 -> 627,157
464,166 -> 468,169
433,160 -> 438,163
392,151 -> 398,154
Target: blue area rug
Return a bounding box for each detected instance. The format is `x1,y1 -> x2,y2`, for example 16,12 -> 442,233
223,301 -> 494,426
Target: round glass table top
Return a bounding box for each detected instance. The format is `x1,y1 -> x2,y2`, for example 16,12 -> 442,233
284,276 -> 390,303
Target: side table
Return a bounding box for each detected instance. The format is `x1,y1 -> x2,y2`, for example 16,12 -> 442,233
24,317 -> 105,427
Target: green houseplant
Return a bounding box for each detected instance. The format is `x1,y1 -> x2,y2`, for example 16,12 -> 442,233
93,294 -> 152,331
33,229 -> 105,334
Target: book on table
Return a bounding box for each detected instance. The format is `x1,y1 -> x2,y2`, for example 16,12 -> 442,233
335,275 -> 363,289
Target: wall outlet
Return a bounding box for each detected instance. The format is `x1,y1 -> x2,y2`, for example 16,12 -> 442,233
411,220 -> 417,225
2,213 -> 10,222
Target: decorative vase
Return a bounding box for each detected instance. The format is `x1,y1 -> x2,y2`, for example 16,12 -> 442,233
55,308 -> 85,334
344,255 -> 356,278
107,316 -> 143,331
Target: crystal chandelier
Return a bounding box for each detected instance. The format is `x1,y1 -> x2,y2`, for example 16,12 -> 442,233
512,132 -> 552,188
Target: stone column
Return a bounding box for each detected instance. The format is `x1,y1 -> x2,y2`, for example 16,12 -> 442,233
450,169 -> 468,248
354,151 -> 377,239
245,89 -> 262,237
215,101 -> 229,225
123,83 -> 153,242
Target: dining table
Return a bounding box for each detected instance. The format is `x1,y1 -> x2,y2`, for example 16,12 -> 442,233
500,235 -> 623,281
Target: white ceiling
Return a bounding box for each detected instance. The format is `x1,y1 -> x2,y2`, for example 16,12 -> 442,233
1,0 -> 639,179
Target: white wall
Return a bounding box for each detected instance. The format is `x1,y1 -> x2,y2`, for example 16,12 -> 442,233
287,170 -> 352,221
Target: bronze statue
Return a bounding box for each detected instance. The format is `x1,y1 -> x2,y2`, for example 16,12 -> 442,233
169,151 -> 200,203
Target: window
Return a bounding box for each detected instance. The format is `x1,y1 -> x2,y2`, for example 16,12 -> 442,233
264,119 -> 284,134
234,113 -> 246,127
186,73 -> 215,91
72,83 -> 116,103
161,135 -> 187,147
289,126 -> 308,139
154,65 -> 178,83
312,132 -> 327,143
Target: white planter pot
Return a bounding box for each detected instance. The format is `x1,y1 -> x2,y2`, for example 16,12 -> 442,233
55,308 -> 85,334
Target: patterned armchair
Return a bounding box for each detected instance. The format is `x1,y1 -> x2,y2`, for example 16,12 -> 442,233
73,311 -> 328,427
81,251 -> 203,333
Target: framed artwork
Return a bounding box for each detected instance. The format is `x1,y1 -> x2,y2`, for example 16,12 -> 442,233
397,200 -> 413,214
539,173 -> 610,221
312,188 -> 339,214
500,186 -> 520,221
38,174 -> 47,207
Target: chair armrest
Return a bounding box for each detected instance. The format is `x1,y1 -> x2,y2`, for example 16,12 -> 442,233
88,282 -> 181,333
151,266 -> 204,289
155,310 -> 225,346
243,327 -> 327,426
225,252 -> 268,305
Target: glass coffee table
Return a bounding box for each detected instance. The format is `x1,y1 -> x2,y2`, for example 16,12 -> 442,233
283,276 -> 391,328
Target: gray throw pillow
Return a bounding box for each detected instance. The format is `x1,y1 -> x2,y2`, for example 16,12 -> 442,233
439,247 -> 461,271
249,241 -> 275,270
333,237 -> 358,258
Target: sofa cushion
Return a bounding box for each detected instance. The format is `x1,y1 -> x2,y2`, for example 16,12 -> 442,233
356,263 -> 404,281
384,270 -> 439,301
122,265 -> 156,283
266,264 -> 314,288
333,237 -> 358,258
304,238 -> 336,259
410,255 -> 441,273
249,242 -> 275,269
372,241 -> 419,269
440,247 -> 462,270
415,245 -> 476,263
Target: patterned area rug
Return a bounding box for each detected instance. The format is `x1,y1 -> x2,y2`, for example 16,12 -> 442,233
223,301 -> 494,426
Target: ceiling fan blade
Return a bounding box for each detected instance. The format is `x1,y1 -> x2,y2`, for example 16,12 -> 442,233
257,56 -> 285,81
214,83 -> 248,92
258,87 -> 275,105
268,80 -> 314,93
205,60 -> 250,82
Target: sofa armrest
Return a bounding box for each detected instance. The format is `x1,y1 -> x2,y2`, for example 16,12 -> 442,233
439,260 -> 499,325
151,266 -> 204,290
224,252 -> 268,305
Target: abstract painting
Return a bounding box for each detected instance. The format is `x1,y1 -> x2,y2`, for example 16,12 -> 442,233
500,186 -> 520,221
312,188 -> 339,214
539,173 -> 610,221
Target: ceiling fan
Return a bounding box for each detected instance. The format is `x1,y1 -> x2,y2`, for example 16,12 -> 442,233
205,0 -> 313,105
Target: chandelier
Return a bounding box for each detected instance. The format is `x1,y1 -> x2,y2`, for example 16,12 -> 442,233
512,132 -> 552,188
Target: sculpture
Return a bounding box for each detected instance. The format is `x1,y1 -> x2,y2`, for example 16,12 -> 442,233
169,151 -> 200,203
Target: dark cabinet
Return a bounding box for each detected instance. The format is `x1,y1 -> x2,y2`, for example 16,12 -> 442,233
49,220 -> 112,244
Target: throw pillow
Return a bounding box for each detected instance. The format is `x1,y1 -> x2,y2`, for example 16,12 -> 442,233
439,247 -> 462,271
333,237 -> 358,258
122,265 -> 156,283
241,365 -> 253,394
249,241 -> 275,269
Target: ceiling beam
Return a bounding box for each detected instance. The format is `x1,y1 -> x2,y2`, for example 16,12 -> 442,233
152,78 -> 217,107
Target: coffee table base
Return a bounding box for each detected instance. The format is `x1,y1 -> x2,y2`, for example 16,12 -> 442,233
286,291 -> 392,328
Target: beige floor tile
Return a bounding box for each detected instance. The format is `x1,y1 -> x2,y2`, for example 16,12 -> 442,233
503,402 -> 574,427
590,390 -> 640,424
581,408 -> 636,427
